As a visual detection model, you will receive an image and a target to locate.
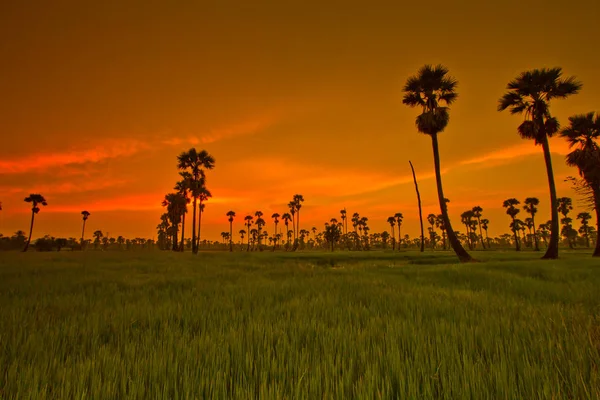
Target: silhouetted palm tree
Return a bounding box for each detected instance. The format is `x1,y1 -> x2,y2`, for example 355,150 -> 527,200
177,148 -> 215,254
81,210 -> 90,246
387,216 -> 396,250
499,68 -> 582,259
23,194 -> 47,252
427,213 -> 437,249
239,229 -> 246,249
577,212 -> 592,248
395,212 -> 404,250
226,211 -> 235,252
340,209 -> 347,235
480,218 -> 490,249
244,215 -> 253,252
523,197 -> 540,251
471,206 -> 485,249
162,192 -> 187,251
271,213 -> 280,250
503,198 -> 521,251
435,214 -> 447,250
281,213 -> 292,250
196,186 -> 212,251
292,194 -> 304,250
403,65 -> 472,262
560,112 -> 600,256
556,197 -> 574,248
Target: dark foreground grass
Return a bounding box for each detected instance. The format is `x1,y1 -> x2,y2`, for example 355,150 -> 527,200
0,250 -> 599,399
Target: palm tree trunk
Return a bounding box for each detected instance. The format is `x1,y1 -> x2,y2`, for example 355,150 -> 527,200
511,217 -> 520,251
593,190 -> 600,257
180,211 -> 186,252
540,136 -> 559,259
409,161 -> 425,253
191,197 -> 198,254
391,225 -> 395,250
196,202 -> 203,252
293,211 -> 300,251
81,220 -> 86,245
229,222 -> 233,252
430,135 -> 472,262
23,211 -> 35,252
397,225 -> 402,251
531,214 -> 539,251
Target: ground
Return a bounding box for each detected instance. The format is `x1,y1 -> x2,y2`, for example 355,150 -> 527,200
0,250 -> 598,399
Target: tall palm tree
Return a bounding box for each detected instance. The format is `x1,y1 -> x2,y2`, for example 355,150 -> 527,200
292,194 -> 304,250
471,206 -> 485,249
281,213 -> 292,250
403,65 -> 472,262
271,213 -> 280,249
387,216 -> 396,250
503,198 -> 521,251
254,211 -> 265,250
81,210 -> 90,246
239,229 -> 246,249
23,194 -> 48,252
498,68 -> 582,259
244,215 -> 253,252
560,112 -> 600,256
177,148 -> 215,254
394,212 -> 404,250
196,186 -> 212,251
523,197 -> 540,251
340,209 -> 347,235
226,211 -> 236,252
174,172 -> 192,252
427,214 -> 437,250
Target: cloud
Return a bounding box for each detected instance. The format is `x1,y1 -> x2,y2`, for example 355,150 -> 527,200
0,139 -> 148,174
458,139 -> 570,166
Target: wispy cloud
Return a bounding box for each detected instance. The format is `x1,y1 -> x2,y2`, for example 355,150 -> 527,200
458,140 -> 570,166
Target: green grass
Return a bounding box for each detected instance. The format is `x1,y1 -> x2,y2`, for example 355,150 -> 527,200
1,250 -> 599,399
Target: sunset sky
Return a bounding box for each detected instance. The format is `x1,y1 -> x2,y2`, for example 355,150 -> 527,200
1,0 -> 599,242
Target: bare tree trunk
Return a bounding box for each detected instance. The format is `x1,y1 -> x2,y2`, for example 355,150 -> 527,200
180,211 -> 186,252
191,197 -> 198,254
409,160 -> 425,253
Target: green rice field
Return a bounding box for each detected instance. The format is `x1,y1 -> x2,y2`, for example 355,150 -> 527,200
0,250 -> 599,399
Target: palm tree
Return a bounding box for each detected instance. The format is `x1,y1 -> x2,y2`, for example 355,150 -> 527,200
503,198 -> 521,251
395,213 -> 404,250
162,193 -> 187,251
498,68 -> 582,259
177,148 -> 215,254
281,213 -> 292,250
523,197 -> 540,251
435,214 -> 447,250
427,214 -> 437,250
271,213 -> 280,249
403,65 -> 472,262
387,216 -> 396,250
226,211 -> 236,252
408,160 -> 425,253
254,211 -> 265,250
480,218 -> 490,249
557,197 -> 574,248
471,206 -> 486,249
244,215 -> 253,252
196,186 -> 212,251
577,212 -> 592,248
22,194 -> 48,252
239,229 -> 246,249
292,194 -> 304,250
560,112 -> 600,256
93,230 -> 103,250
460,211 -> 475,250
81,210 -> 90,246
174,172 -> 192,252
340,209 -> 347,235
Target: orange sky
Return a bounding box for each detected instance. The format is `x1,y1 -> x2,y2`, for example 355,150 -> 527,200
1,0 -> 599,241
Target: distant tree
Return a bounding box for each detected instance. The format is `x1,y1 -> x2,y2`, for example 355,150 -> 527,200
460,210 -> 475,250
499,67 -> 582,259
560,112 -> 600,256
557,197 -> 575,248
435,214 -> 447,250
523,198 -> 540,251
395,213 -> 404,250
93,230 -> 103,250
292,194 -> 304,250
226,211 -> 236,252
239,229 -> 246,249
23,194 -> 48,252
174,172 -> 192,251
577,212 -> 592,248
324,222 -> 342,252
271,213 -> 280,250
480,218 -> 490,249
538,221 -> 551,248
471,206 -> 486,249
244,215 -> 253,252
403,65 -> 472,262
503,198 -> 521,251
387,216 -> 396,250
162,192 -> 187,251
427,214 -> 437,250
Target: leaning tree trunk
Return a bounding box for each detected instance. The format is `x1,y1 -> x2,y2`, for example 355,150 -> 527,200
593,190 -> 600,257
409,160 -> 425,253
430,135 -> 472,262
540,136 -> 559,259
191,196 -> 198,254
23,211 -> 35,252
